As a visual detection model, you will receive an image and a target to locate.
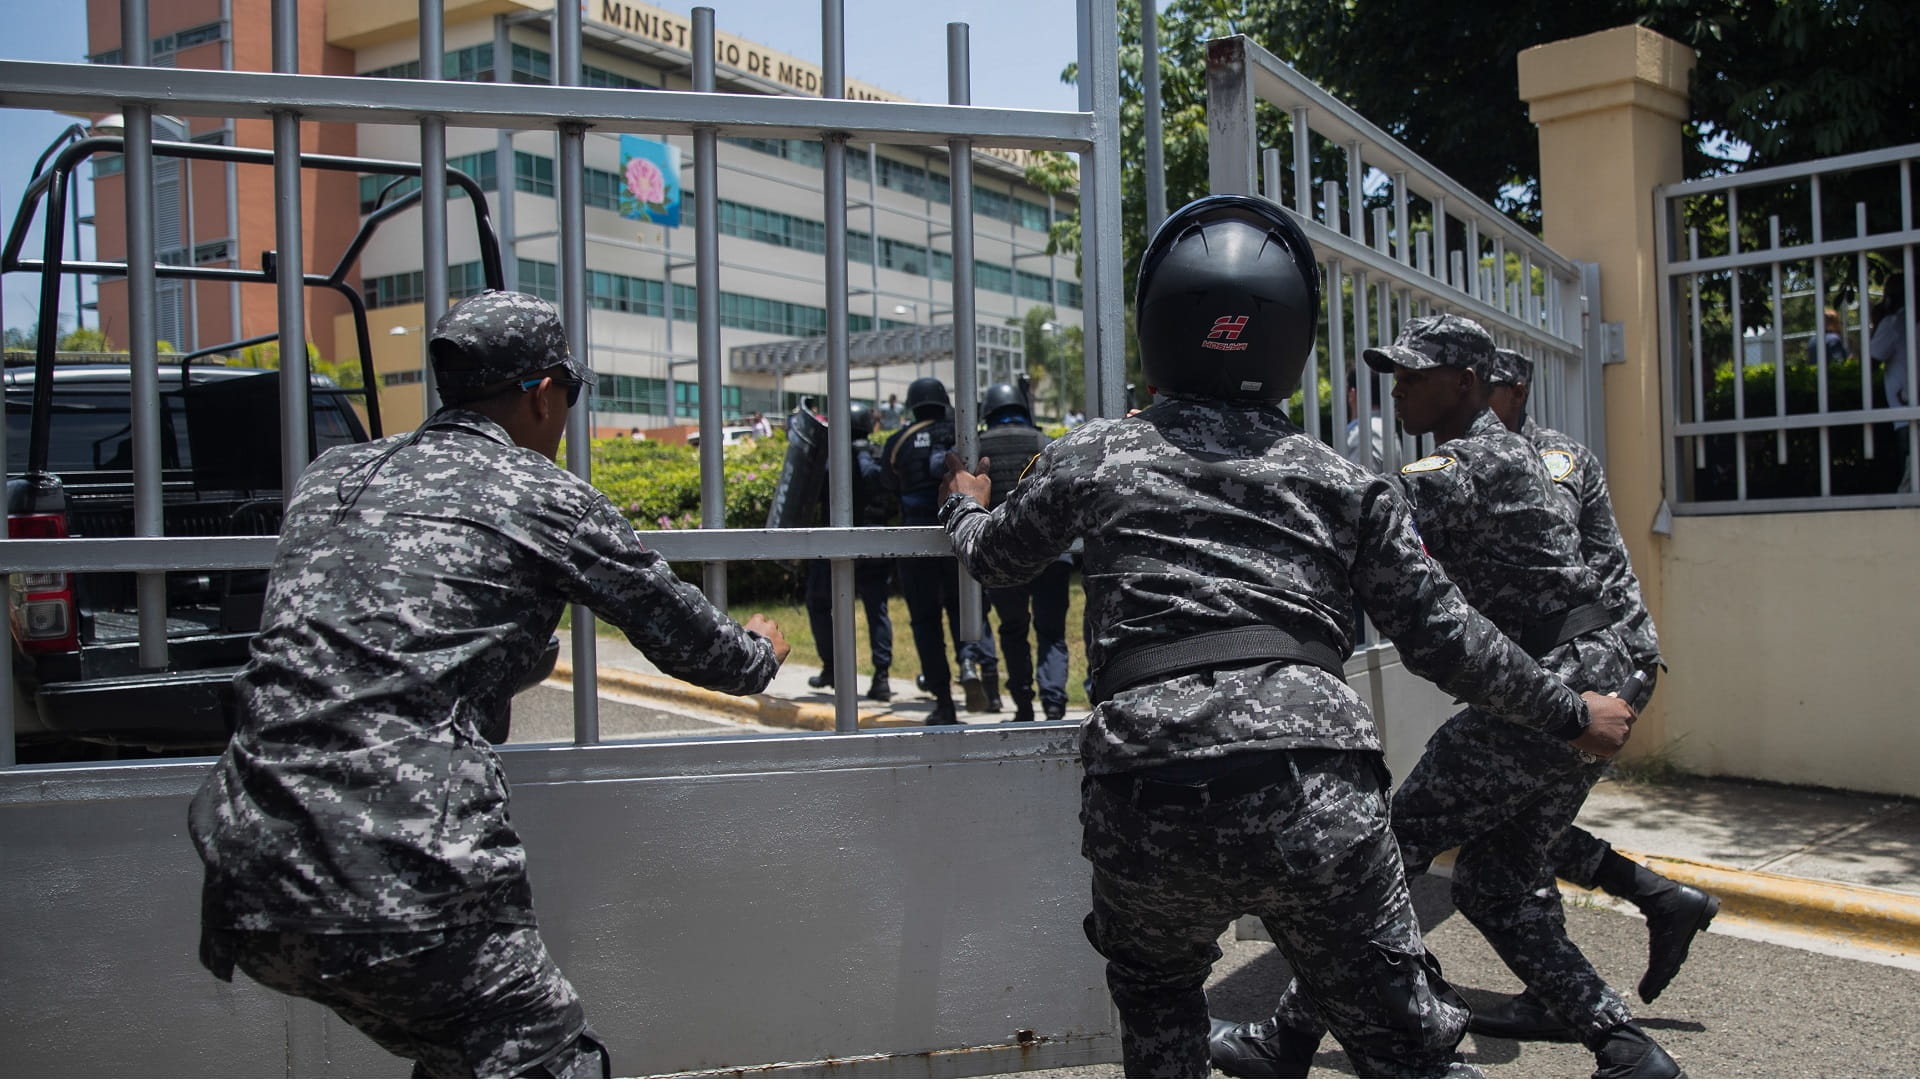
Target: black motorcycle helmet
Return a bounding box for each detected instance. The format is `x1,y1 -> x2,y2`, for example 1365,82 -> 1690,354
1135,193 -> 1321,403
848,400 -> 876,437
905,376 -> 951,420
981,382 -> 1030,425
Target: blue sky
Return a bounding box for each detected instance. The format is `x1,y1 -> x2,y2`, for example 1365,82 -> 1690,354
0,0 -> 1083,336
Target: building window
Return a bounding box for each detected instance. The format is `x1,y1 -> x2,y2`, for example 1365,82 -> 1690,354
364,262 -> 484,309
584,166 -> 624,211
192,240 -> 232,265
584,65 -> 654,89
586,270 -> 665,315
358,151 -> 494,214
596,373 -> 671,415
511,43 -> 551,84
718,200 -> 826,253
174,22 -> 224,49
515,151 -> 555,197
673,381 -> 744,420
1057,281 -> 1082,310
518,259 -> 559,303
1015,269 -> 1054,304
380,370 -> 425,387
975,262 -> 1014,295
1017,200 -> 1051,232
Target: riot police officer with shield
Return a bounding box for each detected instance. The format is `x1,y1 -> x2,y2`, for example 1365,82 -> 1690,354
881,376 -> 998,724
975,382 -> 1071,723
803,401 -> 896,701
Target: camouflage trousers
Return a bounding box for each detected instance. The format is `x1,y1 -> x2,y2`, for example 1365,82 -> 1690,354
1272,709 -> 1632,1043
1081,748 -> 1468,1078
201,922 -> 609,1078
1549,824 -> 1613,890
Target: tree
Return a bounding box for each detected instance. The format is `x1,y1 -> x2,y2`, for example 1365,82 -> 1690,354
1039,0 -> 1920,265
233,340 -> 365,389
1018,305 -> 1086,422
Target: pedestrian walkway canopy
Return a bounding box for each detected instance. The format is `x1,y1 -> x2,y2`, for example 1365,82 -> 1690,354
729,321 -> 1023,377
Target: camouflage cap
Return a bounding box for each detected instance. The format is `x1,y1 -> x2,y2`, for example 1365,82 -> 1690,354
1489,347 -> 1534,387
1363,313 -> 1495,378
429,290 -> 595,399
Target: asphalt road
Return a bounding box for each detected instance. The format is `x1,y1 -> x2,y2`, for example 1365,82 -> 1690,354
1017,874 -> 1920,1078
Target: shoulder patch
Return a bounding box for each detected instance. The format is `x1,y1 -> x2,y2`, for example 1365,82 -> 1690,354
1401,455 -> 1456,475
1540,449 -> 1577,483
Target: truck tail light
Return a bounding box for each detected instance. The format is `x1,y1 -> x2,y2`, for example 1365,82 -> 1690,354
8,513 -> 78,653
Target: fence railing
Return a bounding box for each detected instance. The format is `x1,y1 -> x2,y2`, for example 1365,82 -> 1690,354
1657,142 -> 1920,513
1206,35 -> 1601,473
0,0 -> 1124,758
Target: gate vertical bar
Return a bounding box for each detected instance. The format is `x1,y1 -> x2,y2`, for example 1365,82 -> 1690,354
947,22 -> 985,642
124,0 -> 168,669
1204,37 -> 1254,197
1328,259 -> 1348,455
419,0 -> 447,409
1290,107 -> 1311,214
1140,0 -> 1166,236
822,0 -> 858,733
1078,0 -> 1124,417
556,0 -> 598,743
271,0 -> 310,499
494,15 -> 518,293
692,9 -> 727,608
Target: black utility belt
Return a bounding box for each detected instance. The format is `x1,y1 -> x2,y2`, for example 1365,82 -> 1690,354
1514,602 -> 1614,658
1090,625 -> 1347,705
1094,749 -> 1292,809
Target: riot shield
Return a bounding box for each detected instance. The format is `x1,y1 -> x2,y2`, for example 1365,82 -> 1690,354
766,403 -> 829,529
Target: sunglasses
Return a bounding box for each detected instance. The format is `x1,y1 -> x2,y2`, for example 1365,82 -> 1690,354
519,374 -> 585,408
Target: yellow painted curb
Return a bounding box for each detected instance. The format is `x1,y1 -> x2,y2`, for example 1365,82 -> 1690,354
1431,847 -> 1920,955
550,661 -> 913,731
1614,848 -> 1920,955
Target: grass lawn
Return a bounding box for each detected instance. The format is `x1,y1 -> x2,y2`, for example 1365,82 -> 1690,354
574,570 -> 1096,708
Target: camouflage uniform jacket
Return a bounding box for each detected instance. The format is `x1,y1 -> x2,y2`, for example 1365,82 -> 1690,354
1521,416 -> 1661,671
190,410 -> 779,933
1395,408 -> 1617,697
940,398 -> 1589,774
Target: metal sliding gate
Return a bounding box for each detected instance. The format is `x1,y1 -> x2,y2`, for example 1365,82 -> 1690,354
0,1 -> 1124,1075
0,16 -> 1610,1080
1206,36 -> 1603,467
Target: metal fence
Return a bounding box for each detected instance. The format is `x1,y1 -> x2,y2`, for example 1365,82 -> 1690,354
1206,35 -> 1600,472
0,0 -> 1124,758
1657,143 -> 1920,513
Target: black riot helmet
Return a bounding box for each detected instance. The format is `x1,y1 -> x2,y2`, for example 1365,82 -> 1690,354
847,400 -> 876,437
981,382 -> 1031,425
1135,194 -> 1321,403
905,376 -> 951,420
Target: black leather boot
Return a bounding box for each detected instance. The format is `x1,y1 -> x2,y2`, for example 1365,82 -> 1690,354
866,668 -> 892,701
1207,1017 -> 1319,1079
807,668 -> 833,689
1587,1021 -> 1684,1078
926,698 -> 961,725
959,659 -> 986,711
1596,851 -> 1720,1003
1043,703 -> 1066,722
1011,692 -> 1035,722
1466,989 -> 1577,1041
981,667 -> 1003,713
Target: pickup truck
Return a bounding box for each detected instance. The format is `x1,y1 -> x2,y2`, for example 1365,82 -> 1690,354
5,363 -> 369,755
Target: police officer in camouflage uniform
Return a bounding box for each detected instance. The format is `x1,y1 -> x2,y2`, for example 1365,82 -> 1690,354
1464,349 -> 1718,1039
937,196 -> 1636,1078
804,400 -> 896,701
188,290 -> 790,1078
1212,315 -> 1682,1079
881,376 -> 999,723
975,382 -> 1071,723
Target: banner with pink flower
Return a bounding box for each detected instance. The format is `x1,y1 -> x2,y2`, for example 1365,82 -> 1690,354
619,135 -> 682,227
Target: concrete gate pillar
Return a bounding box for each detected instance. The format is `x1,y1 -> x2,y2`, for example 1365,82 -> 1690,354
1518,26 -> 1693,750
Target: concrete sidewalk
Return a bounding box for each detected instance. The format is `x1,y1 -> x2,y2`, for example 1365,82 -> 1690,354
554,637 -> 1920,960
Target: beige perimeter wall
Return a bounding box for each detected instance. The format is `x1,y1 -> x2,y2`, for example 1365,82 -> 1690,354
1661,508 -> 1920,796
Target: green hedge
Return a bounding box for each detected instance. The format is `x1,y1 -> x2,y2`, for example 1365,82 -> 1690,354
590,432 -> 798,602
1685,356 -> 1905,500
